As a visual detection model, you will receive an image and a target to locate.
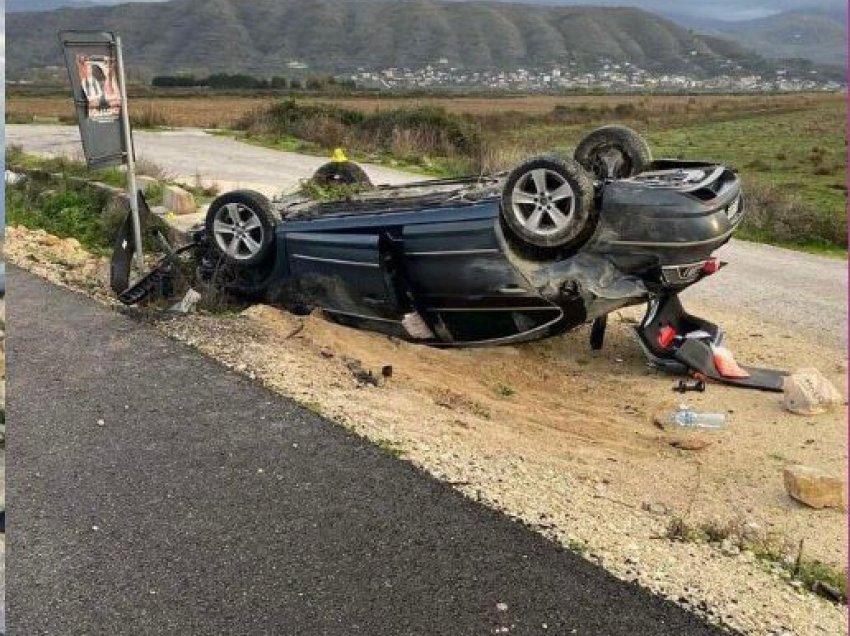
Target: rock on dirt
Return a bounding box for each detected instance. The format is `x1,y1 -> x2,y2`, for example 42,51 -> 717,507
783,368 -> 842,415
162,185 -> 196,215
136,175 -> 159,194
669,436 -> 713,451
783,465 -> 846,510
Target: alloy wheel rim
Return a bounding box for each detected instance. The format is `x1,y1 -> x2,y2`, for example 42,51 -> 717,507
511,168 -> 575,236
213,203 -> 264,260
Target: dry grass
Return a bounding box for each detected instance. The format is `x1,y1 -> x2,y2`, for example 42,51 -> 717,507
739,179 -> 847,248
237,100 -> 481,165
8,92 -> 843,130
6,95 -> 277,129
302,92 -> 840,117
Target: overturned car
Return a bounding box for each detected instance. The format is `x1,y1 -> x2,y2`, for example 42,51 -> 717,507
114,126 -> 783,391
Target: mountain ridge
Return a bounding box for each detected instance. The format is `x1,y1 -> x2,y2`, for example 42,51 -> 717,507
5,0 -> 833,80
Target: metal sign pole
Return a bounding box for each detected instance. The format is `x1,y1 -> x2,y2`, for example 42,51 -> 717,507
114,35 -> 144,271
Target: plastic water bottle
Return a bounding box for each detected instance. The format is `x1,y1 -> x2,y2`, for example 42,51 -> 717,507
664,406 -> 726,430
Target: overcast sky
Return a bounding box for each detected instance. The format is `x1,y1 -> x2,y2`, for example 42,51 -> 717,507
572,0 -> 846,21
7,0 -> 848,22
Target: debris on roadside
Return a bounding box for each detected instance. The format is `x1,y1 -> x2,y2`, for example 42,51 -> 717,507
4,170 -> 23,185
673,378 -> 706,393
168,288 -> 202,314
655,405 -> 726,431
641,501 -> 669,516
783,465 -> 846,510
344,357 -> 380,387
813,580 -> 846,603
669,436 -> 714,451
782,368 -> 842,415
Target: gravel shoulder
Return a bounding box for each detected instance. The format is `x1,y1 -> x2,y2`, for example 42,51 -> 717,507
6,226 -> 847,636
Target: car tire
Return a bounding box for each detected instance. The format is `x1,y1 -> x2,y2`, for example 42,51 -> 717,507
311,161 -> 373,188
501,154 -> 595,250
205,190 -> 277,267
574,125 -> 652,179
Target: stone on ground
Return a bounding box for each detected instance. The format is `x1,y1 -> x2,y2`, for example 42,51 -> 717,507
782,368 -> 842,415
783,465 -> 846,510
136,175 -> 159,193
162,185 -> 196,215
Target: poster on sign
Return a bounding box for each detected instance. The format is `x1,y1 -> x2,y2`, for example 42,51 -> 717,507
58,31 -> 131,169
75,53 -> 122,123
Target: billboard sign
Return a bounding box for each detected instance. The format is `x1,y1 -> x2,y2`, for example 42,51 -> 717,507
58,31 -> 130,169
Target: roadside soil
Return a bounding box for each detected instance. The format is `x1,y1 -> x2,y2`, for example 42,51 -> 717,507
7,224 -> 847,636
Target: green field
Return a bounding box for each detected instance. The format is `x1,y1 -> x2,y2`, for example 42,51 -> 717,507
494,99 -> 846,253
7,91 -> 847,253
231,93 -> 847,253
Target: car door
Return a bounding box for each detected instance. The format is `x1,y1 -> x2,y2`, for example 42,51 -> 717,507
283,230 -> 406,326
400,209 -> 564,345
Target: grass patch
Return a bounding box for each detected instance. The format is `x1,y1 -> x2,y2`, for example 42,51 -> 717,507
566,538 -> 589,555
735,179 -> 847,251
7,144 -> 127,189
666,516 -> 848,604
6,149 -> 172,254
6,179 -> 112,253
129,104 -> 171,130
298,179 -> 369,201
375,438 -> 406,459
494,383 -> 516,398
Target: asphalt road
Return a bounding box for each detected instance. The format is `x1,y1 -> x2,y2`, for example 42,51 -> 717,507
6,124 -> 415,195
7,124 -> 847,348
7,267 -> 728,635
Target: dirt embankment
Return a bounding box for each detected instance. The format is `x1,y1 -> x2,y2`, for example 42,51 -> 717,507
6,224 -> 847,636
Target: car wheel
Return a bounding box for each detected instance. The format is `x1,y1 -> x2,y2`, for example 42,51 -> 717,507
205,190 -> 277,267
311,161 -> 373,188
501,154 -> 595,250
574,125 -> 651,180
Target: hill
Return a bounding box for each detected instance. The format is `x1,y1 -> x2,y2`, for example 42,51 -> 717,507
710,10 -> 847,66
8,0 -> 779,80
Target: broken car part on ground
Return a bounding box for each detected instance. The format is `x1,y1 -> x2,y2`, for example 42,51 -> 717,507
111,125 -> 785,391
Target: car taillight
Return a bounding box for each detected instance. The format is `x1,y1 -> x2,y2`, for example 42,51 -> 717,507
657,325 -> 677,349
702,258 -> 721,275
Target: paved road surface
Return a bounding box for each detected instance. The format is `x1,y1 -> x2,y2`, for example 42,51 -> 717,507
8,268 -> 726,635
8,124 -> 847,348
6,124 -> 416,194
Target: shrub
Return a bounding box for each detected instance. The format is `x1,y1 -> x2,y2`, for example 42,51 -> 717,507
130,104 -> 169,129
237,99 -> 482,165
740,179 -> 847,249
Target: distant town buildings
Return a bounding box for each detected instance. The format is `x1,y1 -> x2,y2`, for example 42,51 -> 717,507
7,57 -> 844,93
346,59 -> 843,93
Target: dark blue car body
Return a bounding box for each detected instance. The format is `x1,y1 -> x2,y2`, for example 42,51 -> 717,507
232,160 -> 744,346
